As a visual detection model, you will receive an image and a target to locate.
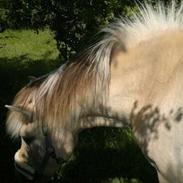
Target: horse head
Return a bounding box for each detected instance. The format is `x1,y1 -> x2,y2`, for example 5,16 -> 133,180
6,104 -> 61,180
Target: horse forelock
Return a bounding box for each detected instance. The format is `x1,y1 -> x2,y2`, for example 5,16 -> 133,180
6,85 -> 40,138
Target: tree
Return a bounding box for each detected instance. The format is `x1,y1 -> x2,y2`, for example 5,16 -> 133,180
6,0 -> 136,60
6,0 -> 182,60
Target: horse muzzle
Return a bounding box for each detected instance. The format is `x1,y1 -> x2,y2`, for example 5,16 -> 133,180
14,162 -> 35,181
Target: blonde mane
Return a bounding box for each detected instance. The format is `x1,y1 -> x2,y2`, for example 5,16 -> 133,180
6,2 -> 183,141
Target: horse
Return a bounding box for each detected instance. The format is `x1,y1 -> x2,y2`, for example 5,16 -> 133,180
5,2 -> 183,182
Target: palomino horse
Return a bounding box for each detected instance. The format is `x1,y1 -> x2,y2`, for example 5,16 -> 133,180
6,2 -> 183,182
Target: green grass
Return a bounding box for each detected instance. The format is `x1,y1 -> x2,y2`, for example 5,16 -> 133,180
0,29 -> 59,60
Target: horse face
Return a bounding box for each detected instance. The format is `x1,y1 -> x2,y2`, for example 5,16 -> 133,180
6,105 -> 59,180
16,123 -> 58,180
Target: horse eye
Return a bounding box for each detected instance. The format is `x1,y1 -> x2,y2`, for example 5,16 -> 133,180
22,136 -> 35,144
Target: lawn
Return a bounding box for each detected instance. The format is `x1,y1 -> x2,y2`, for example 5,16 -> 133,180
0,29 -> 60,104
0,29 -> 59,60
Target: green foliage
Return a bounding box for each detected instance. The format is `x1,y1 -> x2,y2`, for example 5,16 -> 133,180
6,0 -> 182,61
6,0 -> 137,60
56,128 -> 158,183
0,29 -> 59,60
1,0 -> 183,61
6,0 -> 183,61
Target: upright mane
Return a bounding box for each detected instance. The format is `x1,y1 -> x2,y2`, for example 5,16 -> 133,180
6,2 -> 183,141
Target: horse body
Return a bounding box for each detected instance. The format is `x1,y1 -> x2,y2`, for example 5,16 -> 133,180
109,30 -> 183,182
5,3 -> 183,183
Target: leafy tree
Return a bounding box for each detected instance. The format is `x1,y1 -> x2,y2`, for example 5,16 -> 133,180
6,0 -> 137,60
6,0 -> 183,60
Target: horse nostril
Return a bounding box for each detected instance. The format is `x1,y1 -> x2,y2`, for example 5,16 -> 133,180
14,150 -> 36,180
14,162 -> 35,181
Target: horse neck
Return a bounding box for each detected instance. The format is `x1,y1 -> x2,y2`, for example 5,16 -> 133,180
78,31 -> 183,131
109,48 -> 147,116
108,31 -> 183,129
76,48 -> 147,130
79,41 -> 155,130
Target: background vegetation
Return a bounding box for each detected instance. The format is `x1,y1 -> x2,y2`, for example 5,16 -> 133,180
0,0 -> 172,182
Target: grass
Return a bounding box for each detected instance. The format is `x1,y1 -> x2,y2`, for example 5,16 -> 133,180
0,29 -> 59,60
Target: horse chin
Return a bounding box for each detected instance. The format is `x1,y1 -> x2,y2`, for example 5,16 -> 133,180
42,158 -> 59,177
14,150 -> 35,180
14,154 -> 58,180
15,163 -> 35,181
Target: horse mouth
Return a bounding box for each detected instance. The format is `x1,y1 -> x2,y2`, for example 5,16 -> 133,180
14,162 -> 35,180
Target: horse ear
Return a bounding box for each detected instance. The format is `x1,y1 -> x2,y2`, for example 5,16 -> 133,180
28,75 -> 37,82
5,105 -> 32,122
28,76 -> 37,80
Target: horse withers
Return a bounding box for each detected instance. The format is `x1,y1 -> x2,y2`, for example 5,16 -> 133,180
6,2 -> 183,183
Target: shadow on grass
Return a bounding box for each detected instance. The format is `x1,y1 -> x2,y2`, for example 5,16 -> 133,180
58,128 -> 158,183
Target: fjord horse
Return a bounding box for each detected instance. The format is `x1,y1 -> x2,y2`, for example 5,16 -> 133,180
6,2 -> 183,182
